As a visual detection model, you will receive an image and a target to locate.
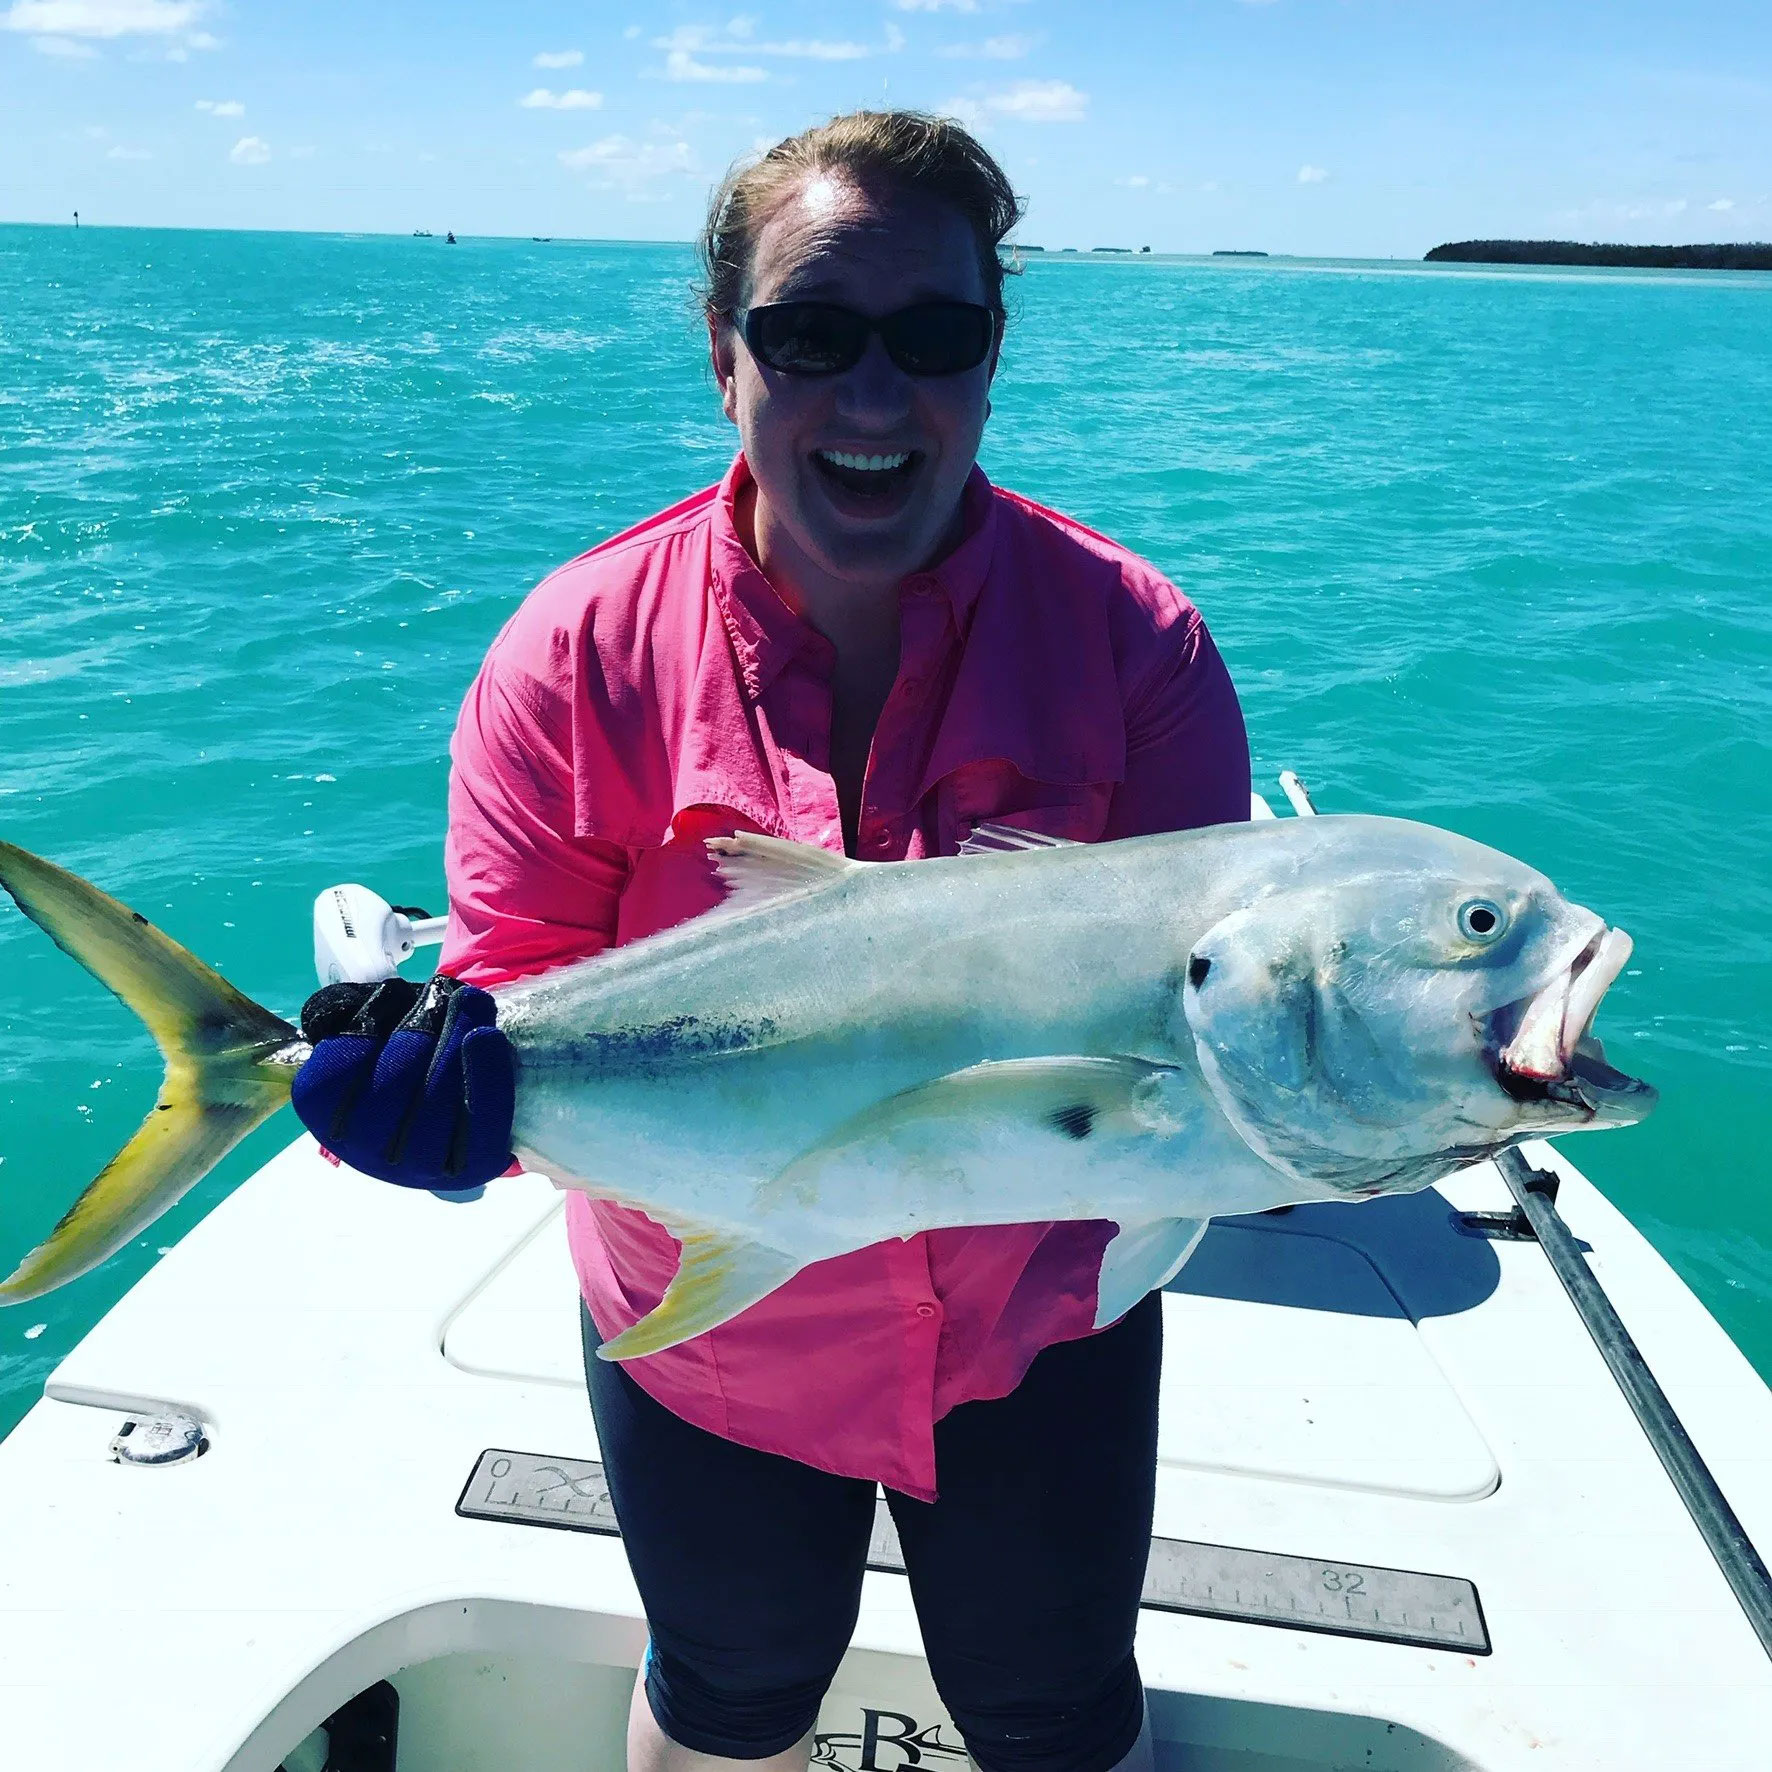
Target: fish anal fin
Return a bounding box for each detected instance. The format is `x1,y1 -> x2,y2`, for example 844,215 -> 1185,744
702,833 -> 859,919
1093,1217 -> 1209,1329
596,1229 -> 800,1361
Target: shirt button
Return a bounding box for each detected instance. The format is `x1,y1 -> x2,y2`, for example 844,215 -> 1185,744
915,1303 -> 936,1319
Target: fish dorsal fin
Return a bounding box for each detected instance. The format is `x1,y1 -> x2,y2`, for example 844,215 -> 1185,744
703,833 -> 859,918
957,822 -> 1081,857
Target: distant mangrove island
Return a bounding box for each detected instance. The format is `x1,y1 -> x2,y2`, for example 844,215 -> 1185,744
1426,239 -> 1772,271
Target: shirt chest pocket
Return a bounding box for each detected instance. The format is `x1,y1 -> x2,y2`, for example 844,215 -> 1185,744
935,761 -> 1114,853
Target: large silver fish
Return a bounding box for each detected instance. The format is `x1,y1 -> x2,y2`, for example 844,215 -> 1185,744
0,815 -> 1654,1355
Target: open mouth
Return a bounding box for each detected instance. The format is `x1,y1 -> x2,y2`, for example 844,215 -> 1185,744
1490,928 -> 1656,1122
810,447 -> 922,509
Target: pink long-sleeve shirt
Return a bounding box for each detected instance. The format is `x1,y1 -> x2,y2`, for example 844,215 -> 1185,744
439,454 -> 1249,1501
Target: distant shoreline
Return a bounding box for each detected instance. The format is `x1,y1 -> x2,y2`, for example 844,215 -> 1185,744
1427,239 -> 1772,271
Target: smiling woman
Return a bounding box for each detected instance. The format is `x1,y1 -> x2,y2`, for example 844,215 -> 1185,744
287,107 -> 1251,1772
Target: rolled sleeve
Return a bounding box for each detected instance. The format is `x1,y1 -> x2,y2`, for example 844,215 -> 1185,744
1105,610 -> 1251,840
440,641 -> 631,989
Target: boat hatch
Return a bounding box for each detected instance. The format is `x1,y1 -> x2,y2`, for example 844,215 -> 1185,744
441,1205 -> 1500,1504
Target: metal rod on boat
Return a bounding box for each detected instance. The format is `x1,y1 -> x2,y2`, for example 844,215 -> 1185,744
1278,771 -> 1317,817
1496,1145 -> 1772,1659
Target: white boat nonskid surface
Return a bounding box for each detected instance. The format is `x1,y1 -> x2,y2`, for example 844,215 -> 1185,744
4,792 -> 1771,1769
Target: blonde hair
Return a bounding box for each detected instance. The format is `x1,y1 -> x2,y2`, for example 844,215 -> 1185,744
699,110 -> 1024,324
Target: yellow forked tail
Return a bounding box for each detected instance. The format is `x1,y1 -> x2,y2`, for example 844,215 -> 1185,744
0,840 -> 299,1304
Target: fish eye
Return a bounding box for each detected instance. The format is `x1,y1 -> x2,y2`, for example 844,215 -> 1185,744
1457,898 -> 1508,943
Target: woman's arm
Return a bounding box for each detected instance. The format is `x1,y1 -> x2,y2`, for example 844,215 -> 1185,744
440,644 -> 633,988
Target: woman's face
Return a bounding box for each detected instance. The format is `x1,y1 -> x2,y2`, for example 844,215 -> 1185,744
711,175 -> 998,591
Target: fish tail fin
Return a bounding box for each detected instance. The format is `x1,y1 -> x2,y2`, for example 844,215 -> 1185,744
597,1228 -> 799,1361
0,840 -> 299,1303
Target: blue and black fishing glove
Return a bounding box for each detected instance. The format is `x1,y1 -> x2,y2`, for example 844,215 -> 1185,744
291,974 -> 516,1197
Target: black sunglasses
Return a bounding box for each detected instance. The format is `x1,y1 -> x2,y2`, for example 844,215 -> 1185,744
734,300 -> 997,378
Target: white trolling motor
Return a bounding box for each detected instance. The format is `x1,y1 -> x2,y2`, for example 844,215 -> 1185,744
311,884 -> 448,987
309,888 -> 481,1204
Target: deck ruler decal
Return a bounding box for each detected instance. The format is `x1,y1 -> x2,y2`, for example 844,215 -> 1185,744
458,1448 -> 1489,1655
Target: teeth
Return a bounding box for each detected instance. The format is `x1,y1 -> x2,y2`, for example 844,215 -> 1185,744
817,450 -> 911,473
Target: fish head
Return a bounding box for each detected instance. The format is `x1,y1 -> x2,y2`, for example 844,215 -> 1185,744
1178,821 -> 1656,1197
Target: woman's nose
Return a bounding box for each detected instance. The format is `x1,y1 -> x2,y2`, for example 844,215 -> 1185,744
833,333 -> 913,424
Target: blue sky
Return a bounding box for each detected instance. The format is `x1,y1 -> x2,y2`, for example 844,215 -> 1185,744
2,1 -> 1769,255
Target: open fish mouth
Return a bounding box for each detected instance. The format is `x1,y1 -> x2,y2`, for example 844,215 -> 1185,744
1490,927 -> 1657,1122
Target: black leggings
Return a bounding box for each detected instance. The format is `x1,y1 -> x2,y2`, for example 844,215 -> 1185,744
582,1294 -> 1162,1772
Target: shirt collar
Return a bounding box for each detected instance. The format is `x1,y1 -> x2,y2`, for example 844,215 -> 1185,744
709,454 -> 999,702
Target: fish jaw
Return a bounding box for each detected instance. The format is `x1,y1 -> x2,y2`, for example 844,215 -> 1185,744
1492,926 -> 1656,1126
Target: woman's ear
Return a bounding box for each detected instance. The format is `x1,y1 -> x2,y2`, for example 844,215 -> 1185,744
709,316 -> 739,424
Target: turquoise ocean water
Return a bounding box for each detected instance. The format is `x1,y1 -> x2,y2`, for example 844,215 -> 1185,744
2,227 -> 1769,1439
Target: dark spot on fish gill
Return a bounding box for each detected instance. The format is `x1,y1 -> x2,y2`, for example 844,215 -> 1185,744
1049,1102 -> 1096,1141
1187,954 -> 1210,989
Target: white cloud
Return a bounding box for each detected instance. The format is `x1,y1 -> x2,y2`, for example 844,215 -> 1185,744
229,134 -> 270,165
651,19 -> 899,76
938,33 -> 1036,60
1297,163 -> 1328,184
894,0 -> 978,11
194,97 -> 243,116
664,47 -> 767,83
1,0 -> 201,36
520,87 -> 604,110
623,23 -> 641,39
1116,174 -> 1151,189
963,80 -> 1088,123
1708,197 -> 1735,212
558,131 -> 697,198
754,36 -> 872,59
106,142 -> 149,158
29,30 -> 92,52
533,48 -> 582,69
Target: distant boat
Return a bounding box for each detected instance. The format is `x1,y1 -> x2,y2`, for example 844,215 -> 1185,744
413,230 -> 433,238
531,237 -> 553,243
445,231 -> 457,245
1213,250 -> 1269,258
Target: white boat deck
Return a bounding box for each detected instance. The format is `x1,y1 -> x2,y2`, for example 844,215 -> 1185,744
3,1131 -> 1770,1769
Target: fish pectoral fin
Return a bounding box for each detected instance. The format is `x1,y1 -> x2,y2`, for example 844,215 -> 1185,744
1093,1216 -> 1209,1329
758,1056 -> 1190,1214
702,833 -> 860,919
596,1230 -> 800,1362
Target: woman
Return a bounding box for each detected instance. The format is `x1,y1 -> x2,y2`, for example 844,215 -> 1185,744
294,112 -> 1249,1772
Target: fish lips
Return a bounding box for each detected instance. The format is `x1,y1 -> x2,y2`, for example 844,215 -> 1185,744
1487,926 -> 1657,1125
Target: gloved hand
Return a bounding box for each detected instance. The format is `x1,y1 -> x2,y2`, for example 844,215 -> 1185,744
291,973 -> 516,1195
